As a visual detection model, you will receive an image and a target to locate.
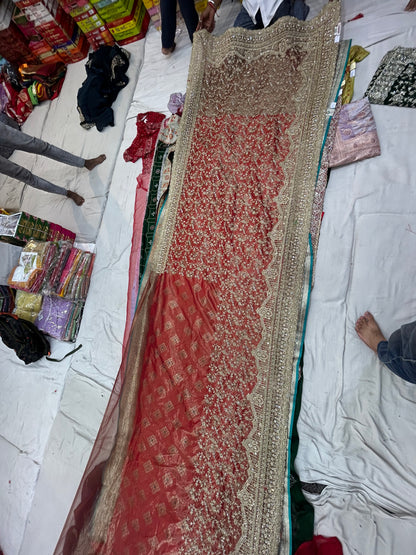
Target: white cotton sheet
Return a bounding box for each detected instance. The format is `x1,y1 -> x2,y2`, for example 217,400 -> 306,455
296,1 -> 416,553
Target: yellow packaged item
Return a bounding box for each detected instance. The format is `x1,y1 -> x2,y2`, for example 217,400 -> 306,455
13,291 -> 43,323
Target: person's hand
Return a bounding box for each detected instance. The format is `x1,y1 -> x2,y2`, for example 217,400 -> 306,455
197,6 -> 216,33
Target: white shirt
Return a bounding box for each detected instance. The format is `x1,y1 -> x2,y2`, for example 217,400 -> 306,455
242,0 -> 285,27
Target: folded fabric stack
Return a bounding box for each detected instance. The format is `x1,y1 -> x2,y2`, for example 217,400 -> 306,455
54,247 -> 95,300
13,290 -> 43,323
35,296 -> 84,342
7,239 -> 95,341
0,210 -> 76,246
365,46 -> 416,108
7,240 -> 56,293
0,285 -> 15,313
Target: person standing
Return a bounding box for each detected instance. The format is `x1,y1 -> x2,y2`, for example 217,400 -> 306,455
160,0 -> 199,55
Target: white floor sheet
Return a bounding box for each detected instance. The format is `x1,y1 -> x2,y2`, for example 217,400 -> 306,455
0,1 -> 414,554
296,1 -> 416,554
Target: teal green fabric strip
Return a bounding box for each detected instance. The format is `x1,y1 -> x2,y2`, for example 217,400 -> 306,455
288,235 -> 314,554
139,141 -> 170,282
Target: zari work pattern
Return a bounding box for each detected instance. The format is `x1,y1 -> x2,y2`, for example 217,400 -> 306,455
63,4 -> 341,555
365,46 -> 416,108
139,115 -> 181,282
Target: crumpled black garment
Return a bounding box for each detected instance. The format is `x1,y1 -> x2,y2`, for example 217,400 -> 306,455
77,45 -> 130,132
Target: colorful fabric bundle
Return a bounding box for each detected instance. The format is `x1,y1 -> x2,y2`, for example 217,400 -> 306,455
365,47 -> 416,108
47,223 -> 76,243
13,291 -> 43,323
20,62 -> 67,106
0,211 -> 75,246
35,296 -> 84,342
43,241 -> 73,296
329,97 -> 381,168
123,111 -> 165,163
18,62 -> 67,99
0,285 -> 15,313
5,239 -> 94,341
8,240 -> 51,292
139,114 -> 180,282
55,248 -> 95,300
341,45 -> 369,105
6,240 -> 94,301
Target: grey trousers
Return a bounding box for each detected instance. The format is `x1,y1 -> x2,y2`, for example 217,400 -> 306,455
0,122 -> 85,196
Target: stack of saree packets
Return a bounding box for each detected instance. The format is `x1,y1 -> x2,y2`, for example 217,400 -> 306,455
7,240 -> 58,293
35,296 -> 85,342
53,246 -> 95,300
7,239 -> 95,341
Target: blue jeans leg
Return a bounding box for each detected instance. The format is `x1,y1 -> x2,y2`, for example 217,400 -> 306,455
233,6 -> 260,29
178,0 -> 198,42
160,0 -> 177,49
377,323 -> 416,384
290,0 -> 310,21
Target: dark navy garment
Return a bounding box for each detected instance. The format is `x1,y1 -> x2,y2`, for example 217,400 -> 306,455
377,321 -> 416,384
77,45 -> 130,132
160,0 -> 199,49
233,0 -> 309,30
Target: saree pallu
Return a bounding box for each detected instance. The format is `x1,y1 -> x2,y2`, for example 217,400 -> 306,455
56,3 -> 341,554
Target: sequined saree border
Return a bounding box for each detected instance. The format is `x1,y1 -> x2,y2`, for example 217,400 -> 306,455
149,4 -> 341,554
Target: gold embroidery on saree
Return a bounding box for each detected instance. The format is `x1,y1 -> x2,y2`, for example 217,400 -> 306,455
83,3 -> 341,554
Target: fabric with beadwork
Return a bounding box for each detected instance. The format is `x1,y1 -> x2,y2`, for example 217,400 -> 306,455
365,46 -> 416,108
56,4 -> 341,554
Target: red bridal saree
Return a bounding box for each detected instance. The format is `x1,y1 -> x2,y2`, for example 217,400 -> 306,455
57,3 -> 341,554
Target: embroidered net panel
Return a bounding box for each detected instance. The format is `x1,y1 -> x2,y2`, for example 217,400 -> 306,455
55,4 -> 340,554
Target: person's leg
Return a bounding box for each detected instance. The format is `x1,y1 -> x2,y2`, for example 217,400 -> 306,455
160,0 -> 177,51
233,6 -> 261,29
377,322 -> 416,384
290,0 -> 310,21
355,312 -> 416,384
269,0 -> 291,25
0,154 -> 84,205
1,123 -> 85,168
178,0 -> 199,42
0,154 -> 67,195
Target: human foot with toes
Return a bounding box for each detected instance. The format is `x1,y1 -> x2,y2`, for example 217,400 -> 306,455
355,311 -> 387,353
84,154 -> 106,171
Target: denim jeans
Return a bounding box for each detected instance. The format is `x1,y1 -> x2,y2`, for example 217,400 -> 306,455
160,0 -> 199,48
233,0 -> 309,30
377,320 -> 416,384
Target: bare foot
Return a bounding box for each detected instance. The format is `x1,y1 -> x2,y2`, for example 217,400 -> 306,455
84,154 -> 106,171
162,43 -> 176,56
66,190 -> 85,206
355,311 -> 386,353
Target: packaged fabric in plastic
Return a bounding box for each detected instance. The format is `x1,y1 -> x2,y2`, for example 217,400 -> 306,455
13,290 -> 43,323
